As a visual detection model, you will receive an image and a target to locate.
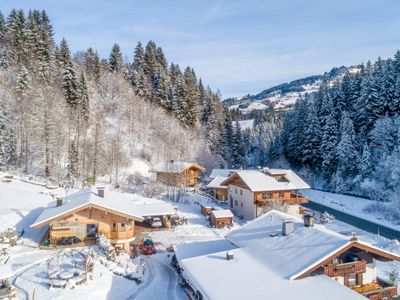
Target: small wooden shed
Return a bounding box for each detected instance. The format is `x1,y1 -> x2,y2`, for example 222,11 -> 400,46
210,210 -> 234,228
200,204 -> 213,216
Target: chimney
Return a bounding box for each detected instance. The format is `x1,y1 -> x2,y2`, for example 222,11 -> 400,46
350,233 -> 358,242
282,219 -> 294,236
56,197 -> 63,207
97,186 -> 105,198
304,214 -> 314,227
226,251 -> 234,261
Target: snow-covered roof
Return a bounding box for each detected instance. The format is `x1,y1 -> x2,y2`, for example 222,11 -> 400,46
135,203 -> 176,217
151,161 -> 205,173
179,248 -> 365,300
0,264 -> 13,280
177,210 -> 375,300
209,169 -> 239,179
206,176 -> 228,189
175,239 -> 236,261
221,170 -> 310,192
31,188 -> 177,228
263,168 -> 310,189
210,209 -> 233,218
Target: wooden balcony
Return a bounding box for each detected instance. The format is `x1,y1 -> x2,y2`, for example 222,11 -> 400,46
323,260 -> 366,277
366,286 -> 398,300
355,285 -> 398,300
256,194 -> 309,205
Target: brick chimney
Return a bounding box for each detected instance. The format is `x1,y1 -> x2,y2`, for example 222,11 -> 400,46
97,186 -> 105,198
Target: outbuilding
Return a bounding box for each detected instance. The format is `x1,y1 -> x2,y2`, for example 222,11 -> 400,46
210,209 -> 233,228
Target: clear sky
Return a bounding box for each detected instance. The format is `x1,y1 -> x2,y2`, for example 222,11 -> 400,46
2,0 -> 400,98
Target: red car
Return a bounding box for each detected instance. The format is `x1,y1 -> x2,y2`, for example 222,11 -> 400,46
141,238 -> 156,255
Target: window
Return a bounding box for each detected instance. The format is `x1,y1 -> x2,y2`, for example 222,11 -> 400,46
126,223 -> 132,231
234,200 -> 238,206
240,189 -> 243,196
112,223 -> 117,232
240,202 -> 243,207
120,223 -> 126,232
279,192 -> 284,198
235,188 -> 238,194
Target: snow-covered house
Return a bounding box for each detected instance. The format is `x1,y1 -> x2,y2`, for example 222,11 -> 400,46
220,168 -> 310,220
31,187 -> 176,253
150,160 -> 205,187
175,210 -> 400,300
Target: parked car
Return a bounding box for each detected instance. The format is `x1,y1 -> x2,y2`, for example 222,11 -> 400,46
151,217 -> 162,228
141,238 -> 156,255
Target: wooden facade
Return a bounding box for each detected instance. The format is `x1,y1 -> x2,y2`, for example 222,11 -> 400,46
155,164 -> 205,187
210,214 -> 233,229
254,191 -> 308,205
37,204 -> 142,253
294,241 -> 400,300
213,188 -> 228,201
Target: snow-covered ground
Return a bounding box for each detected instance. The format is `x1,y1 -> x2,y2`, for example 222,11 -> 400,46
2,178 -> 400,299
301,189 -> 400,231
233,119 -> 254,131
0,178 -> 241,300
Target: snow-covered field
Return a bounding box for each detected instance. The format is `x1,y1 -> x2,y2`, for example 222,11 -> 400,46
301,189 -> 400,231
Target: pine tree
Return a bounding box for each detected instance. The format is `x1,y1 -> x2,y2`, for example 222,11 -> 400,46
360,143 -> 373,178
0,11 -> 7,69
6,9 -> 27,66
301,103 -> 322,169
219,110 -> 234,166
321,112 -> 339,180
108,43 -> 123,73
36,10 -> 54,82
231,122 -> 246,168
182,67 -> 199,127
78,72 -> 90,123
336,112 -> 359,179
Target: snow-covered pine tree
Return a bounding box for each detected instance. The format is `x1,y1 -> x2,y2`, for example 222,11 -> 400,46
336,112 -> 359,182
231,122 -> 246,168
6,9 -> 26,66
182,67 -> 199,127
360,143 -> 373,178
301,102 -> 322,169
108,43 -> 123,73
321,112 -> 339,180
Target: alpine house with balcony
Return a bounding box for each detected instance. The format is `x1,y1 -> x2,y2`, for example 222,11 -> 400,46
220,168 -> 310,220
174,210 -> 400,300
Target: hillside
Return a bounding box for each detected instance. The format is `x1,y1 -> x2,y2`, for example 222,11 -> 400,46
224,66 -> 354,113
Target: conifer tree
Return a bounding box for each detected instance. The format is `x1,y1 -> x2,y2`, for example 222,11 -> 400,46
108,43 -> 123,73
231,122 -> 246,168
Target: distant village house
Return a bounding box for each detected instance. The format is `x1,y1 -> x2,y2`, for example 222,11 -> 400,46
151,161 -> 205,187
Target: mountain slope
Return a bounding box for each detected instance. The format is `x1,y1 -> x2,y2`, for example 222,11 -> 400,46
224,66 -> 357,112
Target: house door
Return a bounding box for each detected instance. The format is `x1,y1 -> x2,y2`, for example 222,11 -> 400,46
87,224 -> 98,238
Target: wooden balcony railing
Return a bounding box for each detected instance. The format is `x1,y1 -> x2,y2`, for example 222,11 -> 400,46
364,286 -> 398,300
323,260 -> 366,277
256,195 -> 309,205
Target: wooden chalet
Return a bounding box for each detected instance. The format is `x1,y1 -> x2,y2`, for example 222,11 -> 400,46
31,187 -> 176,253
174,210 -> 400,300
151,161 -> 205,187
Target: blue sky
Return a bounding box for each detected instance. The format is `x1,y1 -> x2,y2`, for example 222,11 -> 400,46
2,0 -> 400,98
